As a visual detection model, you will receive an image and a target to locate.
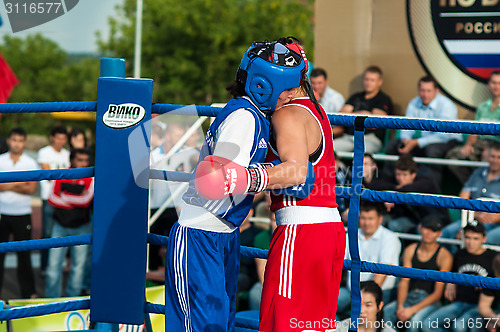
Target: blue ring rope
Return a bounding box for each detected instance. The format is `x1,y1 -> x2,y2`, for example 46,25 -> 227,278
0,235 -> 91,253
0,102 -> 96,113
0,299 -> 90,321
0,167 -> 94,183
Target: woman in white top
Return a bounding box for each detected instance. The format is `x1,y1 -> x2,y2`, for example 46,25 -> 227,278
337,281 -> 396,332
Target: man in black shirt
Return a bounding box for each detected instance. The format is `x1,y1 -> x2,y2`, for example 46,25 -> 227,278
479,253 -> 500,332
422,221 -> 495,332
334,65 -> 393,154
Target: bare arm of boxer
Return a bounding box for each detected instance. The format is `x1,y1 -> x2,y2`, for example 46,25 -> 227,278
266,104 -> 320,189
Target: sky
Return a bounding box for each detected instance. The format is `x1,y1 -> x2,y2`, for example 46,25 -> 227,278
0,0 -> 124,53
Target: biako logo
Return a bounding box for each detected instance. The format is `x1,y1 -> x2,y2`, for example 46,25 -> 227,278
103,103 -> 146,129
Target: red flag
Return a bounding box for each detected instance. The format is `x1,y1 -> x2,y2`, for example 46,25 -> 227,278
0,53 -> 19,103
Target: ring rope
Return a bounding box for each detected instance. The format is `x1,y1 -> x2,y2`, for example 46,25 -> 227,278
0,167 -> 94,183
0,101 -> 96,113
336,187 -> 500,213
0,299 -> 90,321
0,234 -> 91,253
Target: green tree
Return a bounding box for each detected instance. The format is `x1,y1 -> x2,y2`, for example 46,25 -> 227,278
0,34 -> 99,136
99,0 -> 314,105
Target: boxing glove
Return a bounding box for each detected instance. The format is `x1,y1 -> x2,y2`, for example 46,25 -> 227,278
194,155 -> 269,200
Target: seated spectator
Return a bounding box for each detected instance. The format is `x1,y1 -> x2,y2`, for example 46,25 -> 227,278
0,128 -> 39,299
46,148 -> 94,298
335,152 -> 351,222
336,281 -> 397,332
422,221 -> 495,332
338,201 -> 401,314
385,75 -> 462,186
248,206 -> 276,310
310,67 -> 345,115
363,154 -> 380,189
447,71 -> 500,185
384,216 -> 453,332
68,127 -> 87,150
441,142 -> 500,247
374,154 -> 449,233
335,66 -> 393,153
478,254 -> 500,332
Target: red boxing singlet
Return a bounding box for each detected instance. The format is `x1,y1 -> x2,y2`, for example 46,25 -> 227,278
267,97 -> 338,212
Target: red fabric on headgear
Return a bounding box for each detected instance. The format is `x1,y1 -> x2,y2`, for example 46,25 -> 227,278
285,43 -> 308,73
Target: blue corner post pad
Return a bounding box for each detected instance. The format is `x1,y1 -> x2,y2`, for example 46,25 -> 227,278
100,58 -> 126,78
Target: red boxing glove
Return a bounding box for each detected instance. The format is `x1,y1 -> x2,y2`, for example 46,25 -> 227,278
194,155 -> 269,200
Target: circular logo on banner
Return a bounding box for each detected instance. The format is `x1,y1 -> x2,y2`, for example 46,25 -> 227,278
407,0 -> 500,110
103,103 -> 146,129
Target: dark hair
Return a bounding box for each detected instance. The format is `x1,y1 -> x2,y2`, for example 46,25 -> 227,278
68,127 -> 87,149
50,125 -> 67,137
359,201 -> 384,216
364,153 -> 376,165
364,66 -> 383,78
463,221 -> 486,236
395,154 -> 417,174
489,71 -> 500,81
70,148 -> 90,161
419,75 -> 438,89
8,127 -> 27,138
489,141 -> 500,153
311,68 -> 328,79
493,254 -> 500,277
360,280 -> 384,332
226,80 -> 247,98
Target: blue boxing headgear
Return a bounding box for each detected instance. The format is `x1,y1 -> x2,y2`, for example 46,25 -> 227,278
237,41 -> 306,112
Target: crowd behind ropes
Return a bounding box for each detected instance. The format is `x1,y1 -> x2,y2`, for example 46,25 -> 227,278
0,66 -> 499,331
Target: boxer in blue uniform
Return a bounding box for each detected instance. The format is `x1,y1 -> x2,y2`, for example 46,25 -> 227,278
164,40 -> 307,331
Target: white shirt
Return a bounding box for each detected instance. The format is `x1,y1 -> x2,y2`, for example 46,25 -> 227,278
345,226 -> 401,290
0,152 -> 39,215
37,145 -> 70,199
319,86 -> 345,114
400,93 -> 463,147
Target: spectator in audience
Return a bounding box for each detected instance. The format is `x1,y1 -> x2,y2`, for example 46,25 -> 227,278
335,152 -> 351,222
338,201 -> 401,314
37,125 -> 70,275
249,202 -> 276,311
150,124 -> 165,150
422,221 -> 495,332
336,281 -> 397,332
363,154 -> 379,189
441,142 -> 500,246
374,154 -> 448,233
149,122 -> 199,271
0,136 -> 7,155
478,253 -> 500,332
447,71 -> 500,185
0,128 -> 39,299
335,66 -> 393,153
310,67 -> 345,115
45,148 -> 94,298
384,215 -> 453,332
385,75 -> 462,186
68,127 -> 87,150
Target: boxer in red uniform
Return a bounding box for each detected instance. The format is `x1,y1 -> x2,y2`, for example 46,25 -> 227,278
258,83 -> 345,332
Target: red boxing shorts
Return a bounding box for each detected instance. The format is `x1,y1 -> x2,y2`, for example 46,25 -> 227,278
259,221 -> 346,332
